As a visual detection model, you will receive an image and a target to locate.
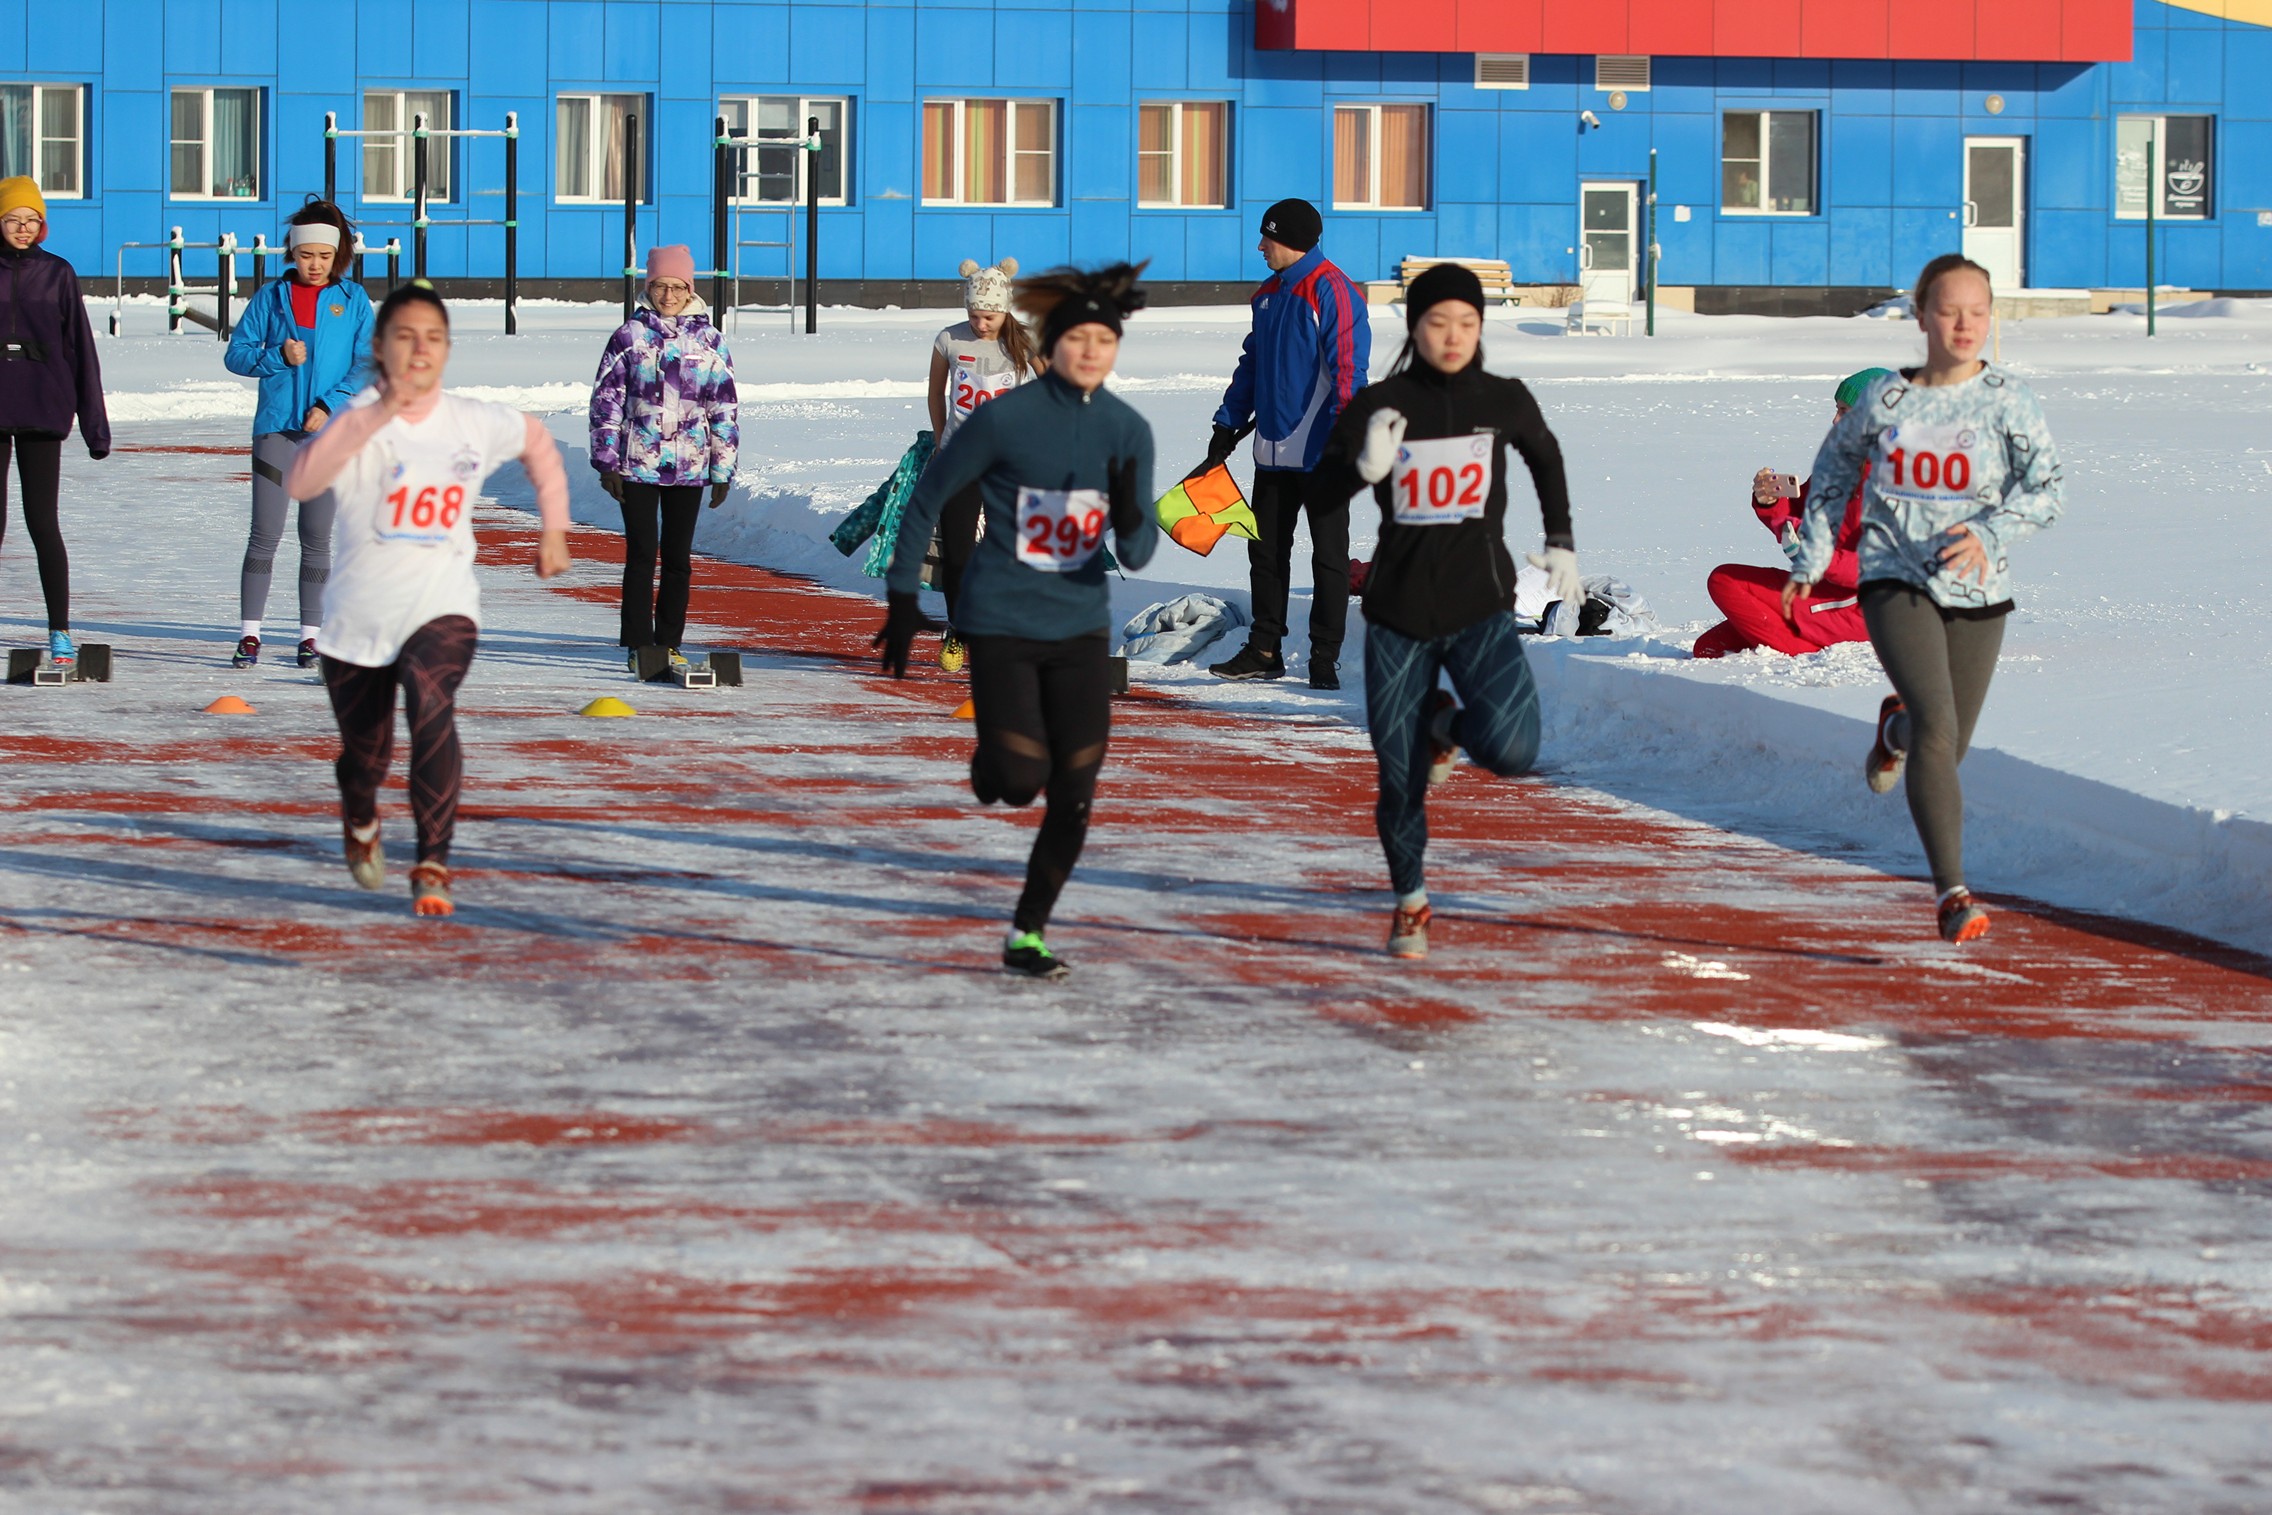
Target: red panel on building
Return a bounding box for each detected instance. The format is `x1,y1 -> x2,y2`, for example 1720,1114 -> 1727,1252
1256,0 -> 2132,61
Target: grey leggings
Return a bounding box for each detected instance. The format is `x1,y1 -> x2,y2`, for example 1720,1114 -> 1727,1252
1861,582 -> 2007,893
242,431 -> 338,627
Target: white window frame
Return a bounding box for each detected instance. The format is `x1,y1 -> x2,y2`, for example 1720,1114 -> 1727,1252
361,89 -> 455,204
169,86 -> 263,202
0,83 -> 86,199
1474,55 -> 1531,91
921,98 -> 1057,208
1136,100 -> 1230,209
2116,113 -> 2214,221
1720,109 -> 1817,217
718,95 -> 850,207
1595,56 -> 1651,92
1332,103 -> 1430,212
555,92 -> 651,204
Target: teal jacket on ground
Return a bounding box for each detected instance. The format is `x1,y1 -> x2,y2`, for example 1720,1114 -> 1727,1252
223,278 -> 375,437
888,371 -> 1157,640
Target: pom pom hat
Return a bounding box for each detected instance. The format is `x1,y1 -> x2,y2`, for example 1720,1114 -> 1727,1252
959,257 -> 1018,313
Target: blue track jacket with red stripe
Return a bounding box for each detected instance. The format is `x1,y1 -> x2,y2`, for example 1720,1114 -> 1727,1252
1211,247 -> 1370,474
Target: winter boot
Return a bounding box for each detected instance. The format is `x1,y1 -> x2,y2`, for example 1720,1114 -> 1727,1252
1208,643 -> 1285,681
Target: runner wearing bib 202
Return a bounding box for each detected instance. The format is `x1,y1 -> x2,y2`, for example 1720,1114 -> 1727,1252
1786,253 -> 2066,944
926,262 -> 1044,664
1312,261 -> 1579,960
880,262 -> 1158,980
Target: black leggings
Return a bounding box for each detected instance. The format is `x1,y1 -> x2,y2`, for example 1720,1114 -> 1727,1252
322,616 -> 479,865
0,433 -> 68,632
967,632 -> 1112,934
937,480 -> 983,629
618,482 -> 703,648
1861,582 -> 2007,893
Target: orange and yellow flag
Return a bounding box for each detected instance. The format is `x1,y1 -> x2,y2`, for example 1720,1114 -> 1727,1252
1153,465 -> 1260,556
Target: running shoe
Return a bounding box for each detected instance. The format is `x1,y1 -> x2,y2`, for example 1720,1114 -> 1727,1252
1208,643 -> 1286,681
1866,694 -> 1907,794
1387,902 -> 1432,959
939,632 -> 967,675
232,635 -> 260,669
297,638 -> 319,669
46,631 -> 76,667
1309,661 -> 1340,691
1003,931 -> 1068,980
409,861 -> 454,918
342,818 -> 384,891
667,647 -> 690,669
1937,888 -> 1991,944
1426,690 -> 1460,787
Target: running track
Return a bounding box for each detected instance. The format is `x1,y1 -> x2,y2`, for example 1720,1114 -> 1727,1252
2,477 -> 2269,1513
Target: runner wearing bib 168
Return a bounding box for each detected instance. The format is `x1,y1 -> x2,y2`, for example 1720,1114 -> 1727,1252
1313,263 -> 1579,960
879,262 -> 1158,981
285,283 -> 572,917
1783,253 -> 2066,944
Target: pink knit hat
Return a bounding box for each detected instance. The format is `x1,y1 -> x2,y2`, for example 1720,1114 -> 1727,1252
645,245 -> 696,284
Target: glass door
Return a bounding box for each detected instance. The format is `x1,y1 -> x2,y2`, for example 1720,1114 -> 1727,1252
1963,137 -> 2025,292
1579,182 -> 1636,305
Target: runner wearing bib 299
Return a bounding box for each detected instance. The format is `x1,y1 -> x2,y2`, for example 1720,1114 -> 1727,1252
1783,253 -> 2065,945
1313,263 -> 1578,960
879,262 -> 1157,980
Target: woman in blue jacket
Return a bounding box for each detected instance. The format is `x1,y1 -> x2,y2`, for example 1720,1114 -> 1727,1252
222,200 -> 374,667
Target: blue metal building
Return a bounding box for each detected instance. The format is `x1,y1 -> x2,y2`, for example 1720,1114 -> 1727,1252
4,0 -> 2266,300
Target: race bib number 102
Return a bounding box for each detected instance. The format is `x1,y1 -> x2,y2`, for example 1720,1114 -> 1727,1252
1392,434 -> 1493,525
1015,487 -> 1108,573
1877,422 -> 1983,505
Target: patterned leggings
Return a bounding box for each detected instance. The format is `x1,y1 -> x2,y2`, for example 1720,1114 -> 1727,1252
1364,613 -> 1541,897
321,616 -> 479,865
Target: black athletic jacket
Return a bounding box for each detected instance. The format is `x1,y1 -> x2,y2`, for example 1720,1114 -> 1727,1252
1312,359 -> 1572,641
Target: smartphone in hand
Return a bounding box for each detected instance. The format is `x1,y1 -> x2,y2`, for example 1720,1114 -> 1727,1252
1769,473 -> 1801,499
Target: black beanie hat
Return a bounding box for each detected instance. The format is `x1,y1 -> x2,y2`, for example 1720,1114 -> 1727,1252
1404,262 -> 1487,329
1259,198 -> 1322,254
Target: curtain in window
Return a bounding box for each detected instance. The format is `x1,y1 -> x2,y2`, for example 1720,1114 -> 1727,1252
1012,102 -> 1052,203
211,88 -> 257,197
409,90 -> 453,202
1333,107 -> 1369,207
1138,104 -> 1173,205
1379,105 -> 1426,209
0,86 -> 31,181
965,100 -> 1006,204
921,102 -> 956,200
171,90 -> 205,197
601,95 -> 642,202
38,87 -> 79,194
1181,102 -> 1225,207
557,97 -> 591,198
364,93 -> 400,200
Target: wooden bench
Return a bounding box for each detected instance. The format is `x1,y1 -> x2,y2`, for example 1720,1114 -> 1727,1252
1397,257 -> 1518,306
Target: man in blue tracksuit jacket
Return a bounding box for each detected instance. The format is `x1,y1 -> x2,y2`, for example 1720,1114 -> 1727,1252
1199,197 -> 1369,689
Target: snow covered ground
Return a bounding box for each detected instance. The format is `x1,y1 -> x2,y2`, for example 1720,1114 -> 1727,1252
5,303 -> 2272,1511
78,292 -> 2272,953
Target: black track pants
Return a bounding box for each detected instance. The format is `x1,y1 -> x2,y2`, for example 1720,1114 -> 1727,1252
966,632 -> 1112,934
937,480 -> 983,629
322,616 -> 479,865
1245,467 -> 1349,662
618,482 -> 703,648
0,433 -> 68,632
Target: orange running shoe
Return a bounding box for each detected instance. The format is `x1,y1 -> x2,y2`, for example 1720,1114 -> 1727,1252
1937,888 -> 1990,943
1866,694 -> 1907,794
410,862 -> 454,917
1387,902 -> 1432,959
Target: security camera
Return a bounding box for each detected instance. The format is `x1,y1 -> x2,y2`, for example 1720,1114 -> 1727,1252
1580,110 -> 1602,129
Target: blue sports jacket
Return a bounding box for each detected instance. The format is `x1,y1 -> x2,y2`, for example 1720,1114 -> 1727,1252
224,278 -> 375,437
1211,246 -> 1370,473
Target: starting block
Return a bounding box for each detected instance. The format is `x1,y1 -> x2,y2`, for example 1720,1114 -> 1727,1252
8,645 -> 112,685
631,645 -> 742,689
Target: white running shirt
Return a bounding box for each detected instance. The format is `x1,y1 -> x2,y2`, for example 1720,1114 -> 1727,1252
933,321 -> 1030,448
317,390 -> 530,667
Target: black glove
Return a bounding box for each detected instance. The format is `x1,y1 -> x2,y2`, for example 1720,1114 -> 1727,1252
1185,423 -> 1239,481
870,590 -> 938,679
87,448 -> 109,462
1107,455 -> 1145,538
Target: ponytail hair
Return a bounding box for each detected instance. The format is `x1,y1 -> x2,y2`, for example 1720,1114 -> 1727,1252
1913,252 -> 1991,314
1014,261 -> 1149,354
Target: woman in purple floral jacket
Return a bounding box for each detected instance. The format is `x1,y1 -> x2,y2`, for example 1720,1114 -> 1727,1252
588,244 -> 740,658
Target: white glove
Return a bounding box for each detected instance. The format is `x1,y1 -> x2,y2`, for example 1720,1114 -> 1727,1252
1355,407 -> 1408,485
1525,545 -> 1582,614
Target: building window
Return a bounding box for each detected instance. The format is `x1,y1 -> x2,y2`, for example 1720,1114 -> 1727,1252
1137,102 -> 1228,208
1595,56 -> 1651,91
719,97 -> 848,206
171,87 -> 262,200
0,84 -> 85,198
557,93 -> 649,203
2117,115 -> 2214,220
363,90 -> 454,203
1333,104 -> 1428,211
1721,110 -> 1815,215
1474,55 -> 1531,90
922,99 -> 1055,207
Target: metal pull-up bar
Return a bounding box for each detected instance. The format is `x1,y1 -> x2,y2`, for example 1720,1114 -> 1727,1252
322,110 -> 521,332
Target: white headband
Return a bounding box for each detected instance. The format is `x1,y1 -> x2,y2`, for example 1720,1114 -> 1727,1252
288,224 -> 342,250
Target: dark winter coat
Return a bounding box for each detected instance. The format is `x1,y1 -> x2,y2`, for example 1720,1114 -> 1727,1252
0,244 -> 109,455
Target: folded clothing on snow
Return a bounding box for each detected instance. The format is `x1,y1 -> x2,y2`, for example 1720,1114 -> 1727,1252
1120,593 -> 1250,664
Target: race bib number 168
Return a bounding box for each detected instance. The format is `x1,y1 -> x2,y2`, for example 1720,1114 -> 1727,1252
1015,486 -> 1108,572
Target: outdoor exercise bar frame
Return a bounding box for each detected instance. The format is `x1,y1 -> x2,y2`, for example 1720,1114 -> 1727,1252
324,110 -> 522,333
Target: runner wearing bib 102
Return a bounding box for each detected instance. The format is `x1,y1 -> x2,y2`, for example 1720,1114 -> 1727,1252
1391,434 -> 1492,525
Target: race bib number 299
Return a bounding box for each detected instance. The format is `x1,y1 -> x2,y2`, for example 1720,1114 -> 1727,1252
1015,487 -> 1108,572
1392,434 -> 1492,525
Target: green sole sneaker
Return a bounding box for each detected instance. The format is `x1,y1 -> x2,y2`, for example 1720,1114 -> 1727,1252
1004,932 -> 1069,980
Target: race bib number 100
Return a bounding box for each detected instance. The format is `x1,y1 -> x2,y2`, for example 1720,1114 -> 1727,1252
1015,486 -> 1108,573
1877,422 -> 1982,505
378,480 -> 466,545
1392,434 -> 1492,525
